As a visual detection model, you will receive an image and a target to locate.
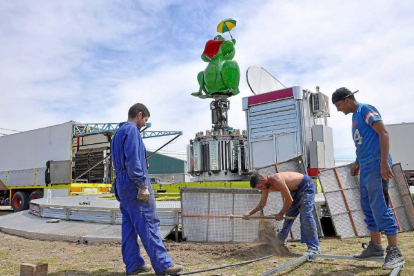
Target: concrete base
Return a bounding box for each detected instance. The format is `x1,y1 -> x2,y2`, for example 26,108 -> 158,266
0,210 -> 121,244
0,195 -> 180,244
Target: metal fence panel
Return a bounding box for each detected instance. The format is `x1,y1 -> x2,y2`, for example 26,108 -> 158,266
319,165 -> 369,239
319,163 -> 414,239
181,188 -> 261,242
391,164 -> 414,230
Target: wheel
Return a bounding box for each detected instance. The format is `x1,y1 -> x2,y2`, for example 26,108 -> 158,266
29,191 -> 43,201
12,191 -> 30,212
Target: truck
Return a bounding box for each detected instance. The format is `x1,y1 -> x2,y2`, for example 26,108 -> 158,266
0,121 -> 113,212
0,121 -> 183,211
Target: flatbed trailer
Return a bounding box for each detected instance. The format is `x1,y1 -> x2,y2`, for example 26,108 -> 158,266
0,121 -> 112,211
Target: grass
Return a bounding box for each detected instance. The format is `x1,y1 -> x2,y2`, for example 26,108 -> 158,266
0,231 -> 412,275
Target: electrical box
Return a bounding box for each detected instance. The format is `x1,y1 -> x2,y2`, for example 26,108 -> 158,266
311,125 -> 335,168
310,141 -> 325,168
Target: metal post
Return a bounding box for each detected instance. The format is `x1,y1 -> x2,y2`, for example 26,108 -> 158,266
206,193 -> 210,242
174,210 -> 179,242
387,192 -> 402,232
333,168 -> 359,236
261,254 -> 403,276
65,207 -> 70,221
390,265 -> 403,276
260,255 -> 307,276
110,210 -> 116,224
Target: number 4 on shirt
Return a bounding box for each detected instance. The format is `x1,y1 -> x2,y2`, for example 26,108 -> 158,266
354,129 -> 363,144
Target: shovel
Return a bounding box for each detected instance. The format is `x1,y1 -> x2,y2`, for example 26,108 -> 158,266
229,214 -> 296,220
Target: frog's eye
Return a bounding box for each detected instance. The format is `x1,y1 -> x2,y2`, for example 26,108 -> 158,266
214,36 -> 219,40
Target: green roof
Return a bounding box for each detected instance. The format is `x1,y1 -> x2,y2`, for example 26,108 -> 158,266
146,151 -> 185,174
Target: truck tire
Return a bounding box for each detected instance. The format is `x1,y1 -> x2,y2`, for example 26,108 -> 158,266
12,191 -> 30,212
29,191 -> 43,201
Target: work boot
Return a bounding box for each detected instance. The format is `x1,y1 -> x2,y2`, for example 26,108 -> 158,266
382,246 -> 405,270
354,241 -> 384,258
126,264 -> 152,275
158,264 -> 184,275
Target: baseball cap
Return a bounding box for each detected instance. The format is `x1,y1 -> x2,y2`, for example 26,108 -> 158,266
331,87 -> 359,104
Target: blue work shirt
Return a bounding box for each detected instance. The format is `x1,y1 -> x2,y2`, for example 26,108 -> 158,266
352,103 -> 390,165
111,121 -> 150,201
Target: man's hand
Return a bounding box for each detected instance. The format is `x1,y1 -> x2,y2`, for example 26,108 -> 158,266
381,161 -> 394,181
137,186 -> 150,202
351,162 -> 360,176
242,213 -> 250,220
275,213 -> 284,221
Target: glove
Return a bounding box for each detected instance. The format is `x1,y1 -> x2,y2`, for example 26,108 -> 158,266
137,186 -> 150,202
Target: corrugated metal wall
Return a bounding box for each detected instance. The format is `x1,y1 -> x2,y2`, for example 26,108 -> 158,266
146,151 -> 185,174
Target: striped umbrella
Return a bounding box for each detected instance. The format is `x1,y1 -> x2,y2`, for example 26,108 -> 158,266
217,18 -> 237,40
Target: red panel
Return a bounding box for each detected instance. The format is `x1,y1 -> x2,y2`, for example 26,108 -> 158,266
248,87 -> 294,106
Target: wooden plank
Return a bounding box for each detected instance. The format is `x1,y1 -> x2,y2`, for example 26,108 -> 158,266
20,263 -> 48,276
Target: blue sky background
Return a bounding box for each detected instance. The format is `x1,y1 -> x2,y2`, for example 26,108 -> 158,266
1,1 -> 413,161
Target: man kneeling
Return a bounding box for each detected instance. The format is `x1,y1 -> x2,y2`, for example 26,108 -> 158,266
244,171 -> 320,254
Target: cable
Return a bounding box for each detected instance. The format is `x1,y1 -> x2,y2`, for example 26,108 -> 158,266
178,255 -> 274,275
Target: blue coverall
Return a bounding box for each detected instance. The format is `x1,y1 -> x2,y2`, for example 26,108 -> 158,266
111,121 -> 173,274
277,175 -> 320,251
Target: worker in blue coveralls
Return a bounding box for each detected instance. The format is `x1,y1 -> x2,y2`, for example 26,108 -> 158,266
111,103 -> 184,275
243,171 -> 321,255
332,87 -> 405,270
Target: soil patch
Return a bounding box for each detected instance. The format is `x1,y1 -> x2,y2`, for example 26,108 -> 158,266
1,231 -> 413,275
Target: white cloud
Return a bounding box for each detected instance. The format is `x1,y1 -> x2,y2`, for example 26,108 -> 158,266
1,0 -> 413,162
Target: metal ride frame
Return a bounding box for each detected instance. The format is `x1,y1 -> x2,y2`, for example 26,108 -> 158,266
73,123 -> 183,139
29,200 -> 180,242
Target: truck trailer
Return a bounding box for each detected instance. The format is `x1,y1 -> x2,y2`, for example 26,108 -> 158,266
0,121 -> 113,212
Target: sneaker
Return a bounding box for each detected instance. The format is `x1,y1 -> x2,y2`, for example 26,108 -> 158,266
382,246 -> 405,270
158,264 -> 184,275
126,264 -> 152,275
305,247 -> 321,262
354,241 -> 384,259
306,247 -> 321,255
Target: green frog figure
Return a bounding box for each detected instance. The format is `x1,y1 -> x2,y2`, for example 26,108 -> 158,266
192,35 -> 240,99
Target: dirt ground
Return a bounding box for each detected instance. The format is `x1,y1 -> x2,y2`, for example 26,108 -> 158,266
0,223 -> 413,276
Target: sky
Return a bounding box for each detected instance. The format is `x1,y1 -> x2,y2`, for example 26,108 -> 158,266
1,0 -> 413,162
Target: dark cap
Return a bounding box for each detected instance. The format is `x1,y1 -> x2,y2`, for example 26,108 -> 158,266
331,87 -> 359,104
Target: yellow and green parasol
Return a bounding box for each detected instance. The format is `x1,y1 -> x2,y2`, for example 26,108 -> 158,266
217,18 -> 237,40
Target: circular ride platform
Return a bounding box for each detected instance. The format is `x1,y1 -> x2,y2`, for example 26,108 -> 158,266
0,195 -> 180,244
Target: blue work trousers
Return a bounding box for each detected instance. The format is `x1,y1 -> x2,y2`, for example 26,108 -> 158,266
359,159 -> 398,236
120,195 -> 173,274
278,175 -> 319,250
